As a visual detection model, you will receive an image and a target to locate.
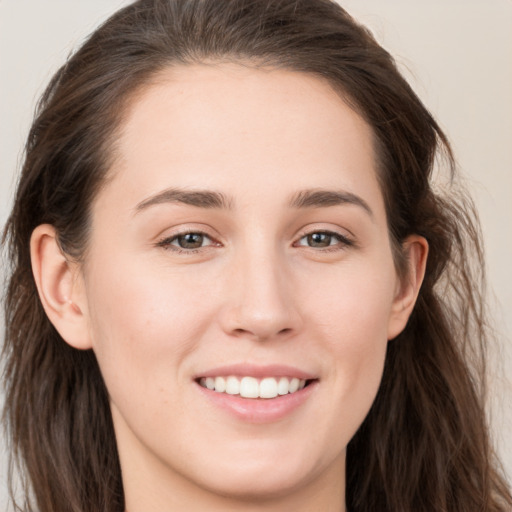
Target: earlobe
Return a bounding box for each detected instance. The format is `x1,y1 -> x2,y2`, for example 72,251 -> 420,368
387,235 -> 429,340
30,224 -> 92,350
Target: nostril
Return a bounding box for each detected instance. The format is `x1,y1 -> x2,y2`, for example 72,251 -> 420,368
231,326 -> 294,340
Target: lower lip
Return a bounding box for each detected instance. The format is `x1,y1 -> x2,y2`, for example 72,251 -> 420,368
195,380 -> 318,424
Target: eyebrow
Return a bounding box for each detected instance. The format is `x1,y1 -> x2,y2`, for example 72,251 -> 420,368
134,188 -> 232,213
134,186 -> 373,218
289,189 -> 374,218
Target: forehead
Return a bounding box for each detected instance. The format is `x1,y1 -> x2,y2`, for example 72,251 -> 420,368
102,63 -> 383,214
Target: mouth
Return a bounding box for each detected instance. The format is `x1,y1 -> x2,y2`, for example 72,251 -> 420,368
197,375 -> 312,399
194,364 -> 318,422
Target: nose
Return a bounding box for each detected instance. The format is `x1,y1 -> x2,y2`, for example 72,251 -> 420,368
218,246 -> 302,341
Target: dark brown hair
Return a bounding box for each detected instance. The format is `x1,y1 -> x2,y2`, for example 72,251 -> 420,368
2,1 -> 511,511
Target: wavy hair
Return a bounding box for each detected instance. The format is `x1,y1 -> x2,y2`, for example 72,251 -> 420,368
2,1 -> 511,510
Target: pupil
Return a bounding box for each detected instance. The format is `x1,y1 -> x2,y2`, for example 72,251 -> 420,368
308,233 -> 331,247
179,233 -> 203,248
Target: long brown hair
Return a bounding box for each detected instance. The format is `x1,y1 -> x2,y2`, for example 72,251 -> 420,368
2,1 -> 511,510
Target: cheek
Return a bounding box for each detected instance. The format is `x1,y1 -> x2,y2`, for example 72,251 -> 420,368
301,259 -> 395,424
83,256 -> 216,397
303,256 -> 396,344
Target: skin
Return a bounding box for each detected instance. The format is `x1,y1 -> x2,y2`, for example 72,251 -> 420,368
31,63 -> 427,511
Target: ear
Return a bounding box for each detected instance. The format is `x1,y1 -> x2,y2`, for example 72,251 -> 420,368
387,235 -> 428,340
30,224 -> 92,350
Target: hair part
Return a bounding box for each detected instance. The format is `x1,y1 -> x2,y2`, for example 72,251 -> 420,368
2,1 -> 511,511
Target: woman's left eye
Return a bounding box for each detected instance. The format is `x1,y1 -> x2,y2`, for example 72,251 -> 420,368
158,232 -> 215,251
296,231 -> 352,249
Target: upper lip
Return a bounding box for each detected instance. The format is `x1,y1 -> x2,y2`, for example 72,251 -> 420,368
194,363 -> 317,380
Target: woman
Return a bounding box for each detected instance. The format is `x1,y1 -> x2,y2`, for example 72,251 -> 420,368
2,0 -> 511,510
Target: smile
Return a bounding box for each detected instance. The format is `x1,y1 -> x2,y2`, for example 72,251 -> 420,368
198,376 -> 307,399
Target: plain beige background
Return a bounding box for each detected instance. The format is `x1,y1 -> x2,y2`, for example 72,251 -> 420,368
1,0 -> 511,507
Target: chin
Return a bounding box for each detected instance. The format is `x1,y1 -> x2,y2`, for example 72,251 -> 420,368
194,465 -> 313,502
176,443 -> 337,504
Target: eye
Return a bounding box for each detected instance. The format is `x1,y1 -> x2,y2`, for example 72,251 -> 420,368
173,232 -> 209,249
296,231 -> 352,249
157,231 -> 217,252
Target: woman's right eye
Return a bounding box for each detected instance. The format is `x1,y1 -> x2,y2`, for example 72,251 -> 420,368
157,232 -> 216,252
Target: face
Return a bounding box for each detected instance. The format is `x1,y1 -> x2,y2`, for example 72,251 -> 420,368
74,64 -> 413,507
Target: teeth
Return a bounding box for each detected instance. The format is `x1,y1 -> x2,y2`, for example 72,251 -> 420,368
259,377 -> 278,399
214,376 -> 226,393
289,377 -> 300,393
199,376 -> 308,399
225,376 -> 240,395
240,376 -> 259,398
277,377 -> 290,395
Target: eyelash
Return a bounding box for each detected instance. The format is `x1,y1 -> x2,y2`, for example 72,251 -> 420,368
294,230 -> 354,252
156,230 -> 218,254
156,229 -> 354,254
